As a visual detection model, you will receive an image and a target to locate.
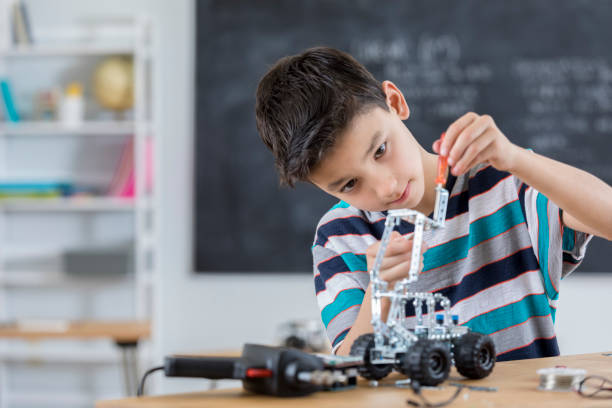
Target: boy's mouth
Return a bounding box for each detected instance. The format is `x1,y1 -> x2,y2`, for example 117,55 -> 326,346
389,182 -> 410,206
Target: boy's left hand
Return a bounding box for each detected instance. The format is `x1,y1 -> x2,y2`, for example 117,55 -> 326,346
433,112 -> 520,176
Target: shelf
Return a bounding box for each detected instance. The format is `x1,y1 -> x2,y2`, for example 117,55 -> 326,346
0,320 -> 151,342
5,392 -> 103,406
0,348 -> 121,364
0,273 -> 134,288
0,197 -> 135,212
0,120 -> 149,136
0,43 -> 140,57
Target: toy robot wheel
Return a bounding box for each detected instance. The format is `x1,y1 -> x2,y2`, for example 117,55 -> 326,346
349,333 -> 392,380
397,339 -> 451,386
452,332 -> 496,379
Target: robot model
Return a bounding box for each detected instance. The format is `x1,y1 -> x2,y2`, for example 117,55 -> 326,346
349,134 -> 496,386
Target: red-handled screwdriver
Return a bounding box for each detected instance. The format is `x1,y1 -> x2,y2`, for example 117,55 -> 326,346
436,132 -> 449,187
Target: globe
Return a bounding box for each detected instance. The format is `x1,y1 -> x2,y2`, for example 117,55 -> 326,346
92,56 -> 134,112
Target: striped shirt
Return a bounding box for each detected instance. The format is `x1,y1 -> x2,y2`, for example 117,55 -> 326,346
312,163 -> 591,360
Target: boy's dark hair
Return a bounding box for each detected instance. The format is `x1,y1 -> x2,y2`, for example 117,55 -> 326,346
255,46 -> 388,187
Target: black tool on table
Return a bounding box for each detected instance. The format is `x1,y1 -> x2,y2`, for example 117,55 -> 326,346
138,343 -> 360,397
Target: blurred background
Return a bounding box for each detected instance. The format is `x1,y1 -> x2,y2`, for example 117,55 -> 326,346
0,0 -> 610,406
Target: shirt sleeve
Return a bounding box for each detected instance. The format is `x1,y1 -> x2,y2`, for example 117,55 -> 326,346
312,243 -> 367,354
559,209 -> 593,277
517,181 -> 592,304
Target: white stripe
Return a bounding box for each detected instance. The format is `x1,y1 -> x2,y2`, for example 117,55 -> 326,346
491,314 -> 555,356
325,305 -> 361,349
315,272 -> 366,310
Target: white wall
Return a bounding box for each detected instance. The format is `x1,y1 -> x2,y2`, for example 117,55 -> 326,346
556,273 -> 612,355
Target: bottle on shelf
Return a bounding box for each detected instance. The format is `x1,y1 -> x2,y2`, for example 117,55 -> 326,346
59,82 -> 84,128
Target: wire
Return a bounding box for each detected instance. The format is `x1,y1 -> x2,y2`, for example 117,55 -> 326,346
577,375 -> 612,399
406,381 -> 464,407
137,365 -> 164,397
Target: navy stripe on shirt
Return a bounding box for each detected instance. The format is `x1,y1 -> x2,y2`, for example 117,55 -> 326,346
315,255 -> 351,294
496,336 -> 559,361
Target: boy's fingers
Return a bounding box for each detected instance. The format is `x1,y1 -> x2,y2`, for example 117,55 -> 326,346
459,138 -> 497,176
453,130 -> 495,176
443,112 -> 478,156
448,115 -> 492,167
380,259 -> 412,282
384,236 -> 414,256
366,233 -> 410,259
379,248 -> 416,269
432,139 -> 441,154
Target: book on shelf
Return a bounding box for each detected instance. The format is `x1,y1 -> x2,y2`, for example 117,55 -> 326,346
10,0 -> 32,46
107,137 -> 153,198
0,182 -> 73,199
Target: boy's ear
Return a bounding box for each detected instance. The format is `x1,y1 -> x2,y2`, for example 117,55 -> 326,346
382,80 -> 410,120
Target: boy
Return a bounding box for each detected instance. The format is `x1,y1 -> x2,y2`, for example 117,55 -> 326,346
255,47 -> 612,360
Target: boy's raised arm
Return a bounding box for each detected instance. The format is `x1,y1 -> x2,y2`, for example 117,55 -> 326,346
437,112 -> 612,241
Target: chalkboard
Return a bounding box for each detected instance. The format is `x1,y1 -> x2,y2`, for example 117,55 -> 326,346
194,0 -> 612,273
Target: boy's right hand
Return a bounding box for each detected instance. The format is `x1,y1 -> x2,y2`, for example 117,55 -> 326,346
365,231 -> 428,286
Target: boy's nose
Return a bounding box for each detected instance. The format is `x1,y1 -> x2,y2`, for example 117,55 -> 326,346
375,174 -> 398,201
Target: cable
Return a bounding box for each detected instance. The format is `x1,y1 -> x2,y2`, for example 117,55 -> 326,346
406,381 -> 464,407
137,365 -> 164,397
577,375 -> 612,399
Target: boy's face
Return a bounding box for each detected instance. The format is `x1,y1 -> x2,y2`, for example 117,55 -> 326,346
310,82 -> 426,212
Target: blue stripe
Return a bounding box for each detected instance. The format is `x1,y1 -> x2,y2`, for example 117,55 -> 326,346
536,193 -> 558,301
423,199 -> 526,272
331,201 -> 350,210
497,336 -> 559,361
340,253 -> 367,272
405,247 -> 540,317
321,288 -> 365,328
562,226 -> 576,252
463,293 -> 551,336
550,306 -> 556,323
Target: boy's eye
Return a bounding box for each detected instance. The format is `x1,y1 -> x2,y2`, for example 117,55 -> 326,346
340,179 -> 356,193
374,142 -> 387,159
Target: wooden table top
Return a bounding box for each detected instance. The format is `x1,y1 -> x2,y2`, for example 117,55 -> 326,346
96,351 -> 612,407
0,320 -> 150,342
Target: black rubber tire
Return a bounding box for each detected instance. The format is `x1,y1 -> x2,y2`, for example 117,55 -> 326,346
349,333 -> 392,380
452,332 -> 496,379
398,340 -> 451,386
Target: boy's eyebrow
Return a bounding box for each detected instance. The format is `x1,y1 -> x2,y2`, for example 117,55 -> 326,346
327,130 -> 383,191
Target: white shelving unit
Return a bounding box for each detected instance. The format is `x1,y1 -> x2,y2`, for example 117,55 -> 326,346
0,5 -> 157,407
